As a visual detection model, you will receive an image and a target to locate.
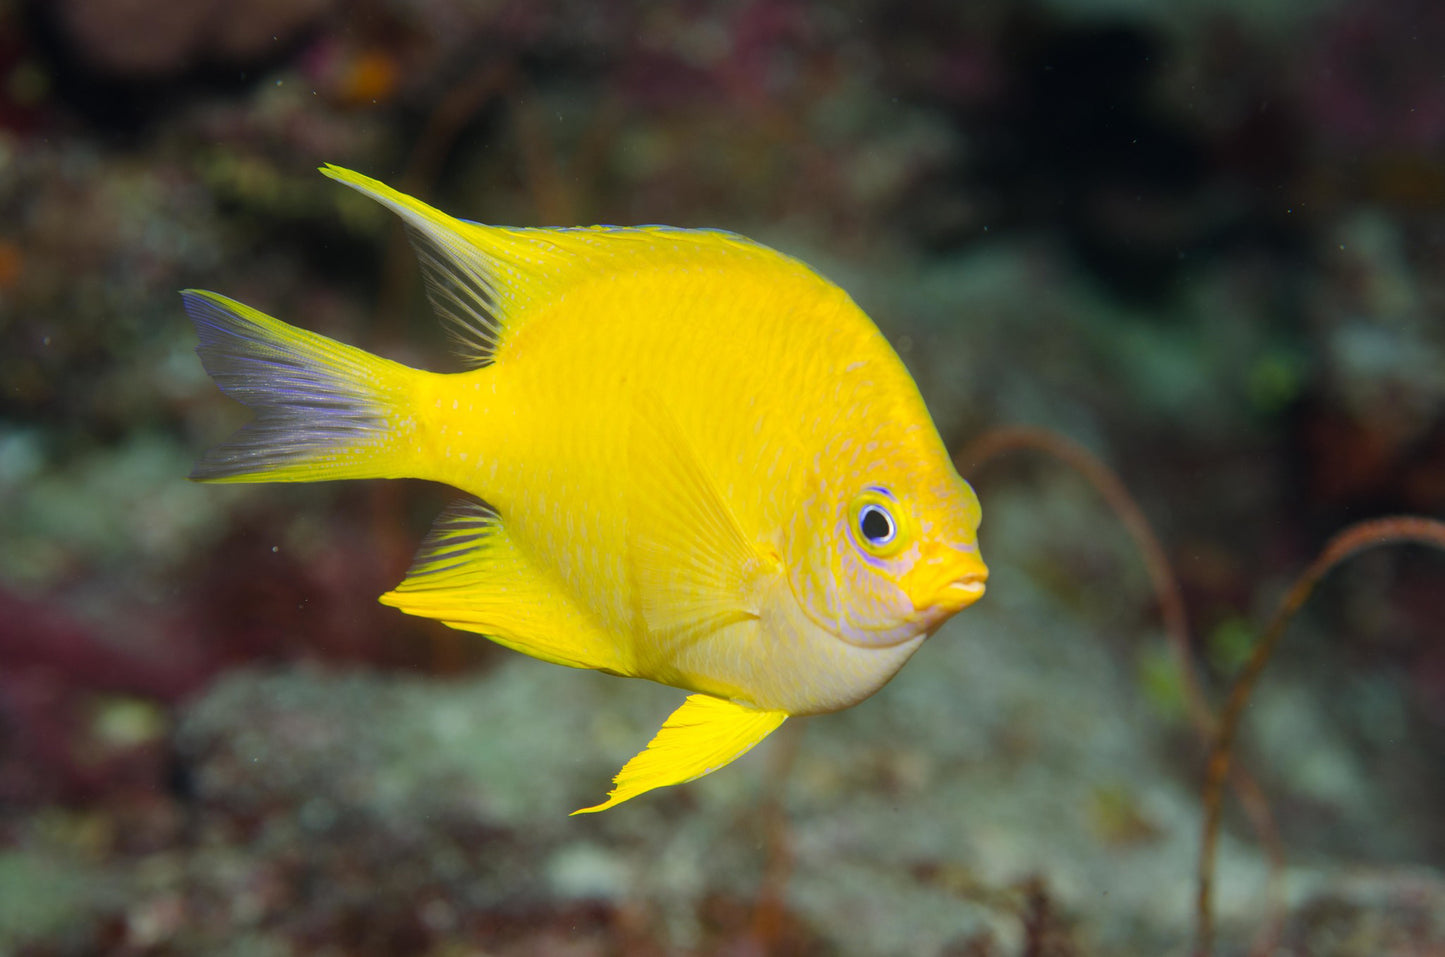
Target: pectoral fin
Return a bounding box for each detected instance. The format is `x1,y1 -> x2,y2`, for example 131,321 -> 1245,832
572,694 -> 788,814
627,396 -> 774,645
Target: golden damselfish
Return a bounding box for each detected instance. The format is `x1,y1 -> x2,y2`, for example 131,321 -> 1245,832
185,165 -> 987,813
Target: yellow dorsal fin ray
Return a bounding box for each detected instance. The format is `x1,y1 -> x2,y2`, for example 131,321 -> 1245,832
320,165 -> 783,367
322,164 -> 540,365
573,694 -> 788,814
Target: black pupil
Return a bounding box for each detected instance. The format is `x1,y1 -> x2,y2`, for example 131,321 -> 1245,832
861,506 -> 892,542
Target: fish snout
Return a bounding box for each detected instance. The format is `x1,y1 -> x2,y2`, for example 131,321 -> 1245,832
906,547 -> 988,615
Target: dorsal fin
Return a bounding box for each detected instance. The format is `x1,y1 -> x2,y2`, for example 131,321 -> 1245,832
322,165 -> 515,366
319,165 -> 797,368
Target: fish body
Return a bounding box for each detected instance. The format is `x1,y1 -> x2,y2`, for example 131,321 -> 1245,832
186,166 -> 987,812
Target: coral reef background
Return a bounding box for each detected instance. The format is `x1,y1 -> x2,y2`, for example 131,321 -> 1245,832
1,0 -> 1442,953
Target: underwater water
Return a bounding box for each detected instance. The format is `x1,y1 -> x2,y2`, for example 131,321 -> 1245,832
2,0 -> 1444,953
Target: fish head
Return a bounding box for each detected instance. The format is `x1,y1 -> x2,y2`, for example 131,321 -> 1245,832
788,429 -> 987,648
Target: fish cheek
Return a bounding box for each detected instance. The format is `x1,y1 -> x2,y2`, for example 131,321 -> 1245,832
780,508 -> 900,646
832,544 -> 917,641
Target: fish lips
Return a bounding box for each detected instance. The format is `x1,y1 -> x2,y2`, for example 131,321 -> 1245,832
905,547 -> 988,618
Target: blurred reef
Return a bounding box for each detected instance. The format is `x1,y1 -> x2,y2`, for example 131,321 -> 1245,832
1,0 -> 1444,954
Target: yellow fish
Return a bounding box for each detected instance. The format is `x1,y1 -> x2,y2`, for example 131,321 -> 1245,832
185,165 -> 987,813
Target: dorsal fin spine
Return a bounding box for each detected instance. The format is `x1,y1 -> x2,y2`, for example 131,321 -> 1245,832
320,164 -> 509,367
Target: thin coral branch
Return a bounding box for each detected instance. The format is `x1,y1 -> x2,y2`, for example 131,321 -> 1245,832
510,83 -> 626,226
957,427 -> 1209,732
405,62 -> 519,197
1194,516 -> 1445,956
745,719 -> 808,950
374,59 -> 519,339
955,426 -> 1285,949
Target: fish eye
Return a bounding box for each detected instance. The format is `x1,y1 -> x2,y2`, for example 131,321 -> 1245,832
848,487 -> 908,557
859,504 -> 895,545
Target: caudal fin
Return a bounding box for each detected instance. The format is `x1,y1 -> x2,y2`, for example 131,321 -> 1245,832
184,290 -> 417,483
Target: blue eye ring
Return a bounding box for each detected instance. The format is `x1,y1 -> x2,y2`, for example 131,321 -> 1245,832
858,503 -> 895,546
848,487 -> 909,558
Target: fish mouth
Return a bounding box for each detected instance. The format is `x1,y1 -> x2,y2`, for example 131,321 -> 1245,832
907,549 -> 989,616
931,574 -> 987,611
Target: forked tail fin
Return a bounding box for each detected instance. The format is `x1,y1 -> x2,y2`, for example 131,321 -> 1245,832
184,289 -> 419,484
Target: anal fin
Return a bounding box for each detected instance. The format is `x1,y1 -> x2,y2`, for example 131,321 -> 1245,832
382,500 -> 629,674
572,694 -> 788,814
